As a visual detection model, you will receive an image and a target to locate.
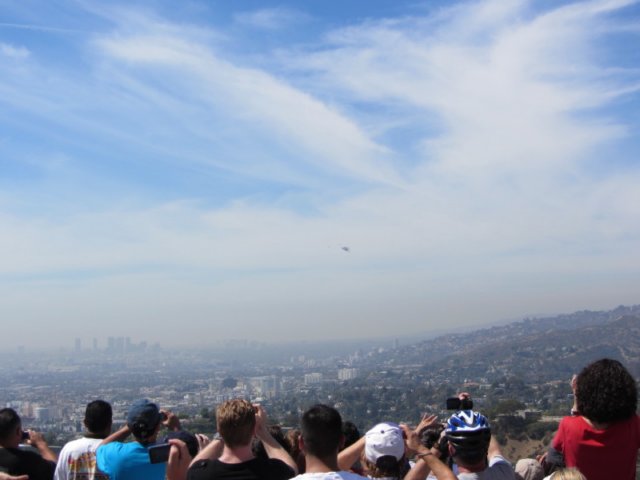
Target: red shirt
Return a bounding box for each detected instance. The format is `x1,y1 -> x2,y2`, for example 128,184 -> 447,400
552,415 -> 640,480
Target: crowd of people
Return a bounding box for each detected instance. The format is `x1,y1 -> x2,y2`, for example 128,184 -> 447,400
0,358 -> 637,480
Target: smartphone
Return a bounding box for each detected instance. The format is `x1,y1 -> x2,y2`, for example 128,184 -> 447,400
21,431 -> 30,441
148,443 -> 171,464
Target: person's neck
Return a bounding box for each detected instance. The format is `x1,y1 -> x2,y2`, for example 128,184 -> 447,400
0,435 -> 20,450
219,444 -> 254,464
136,433 -> 158,446
456,459 -> 487,474
304,454 -> 340,473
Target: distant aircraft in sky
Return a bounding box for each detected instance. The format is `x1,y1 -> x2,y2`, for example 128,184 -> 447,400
341,246 -> 350,252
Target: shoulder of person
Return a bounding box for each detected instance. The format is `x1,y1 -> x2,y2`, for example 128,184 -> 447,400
17,448 -> 47,461
265,457 -> 292,467
265,457 -> 295,476
188,459 -> 212,471
337,472 -> 369,480
488,454 -> 513,467
186,459 -> 215,480
96,441 -> 126,456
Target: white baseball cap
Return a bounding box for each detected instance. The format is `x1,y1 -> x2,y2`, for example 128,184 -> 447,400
364,422 -> 405,464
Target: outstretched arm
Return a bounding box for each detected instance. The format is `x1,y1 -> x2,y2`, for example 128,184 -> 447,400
337,436 -> 365,471
406,413 -> 439,458
189,438 -> 224,467
570,374 -> 579,415
27,431 -> 57,463
254,405 -> 298,474
166,439 -> 190,480
99,424 -> 131,446
487,435 -> 502,460
0,473 -> 29,480
162,410 -> 182,432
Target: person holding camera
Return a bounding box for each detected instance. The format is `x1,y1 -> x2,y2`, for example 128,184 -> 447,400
549,358 -> 639,480
334,412 -> 456,480
442,394 -> 514,480
187,399 -> 297,480
336,421 -> 410,479
0,408 -> 57,480
96,399 -> 180,480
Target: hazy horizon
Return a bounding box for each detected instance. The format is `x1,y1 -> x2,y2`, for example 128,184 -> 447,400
1,0 -> 640,349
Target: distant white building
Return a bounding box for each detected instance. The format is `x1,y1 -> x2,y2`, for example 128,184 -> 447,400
338,368 -> 359,381
304,373 -> 323,385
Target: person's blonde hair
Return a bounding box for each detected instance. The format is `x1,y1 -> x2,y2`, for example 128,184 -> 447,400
216,399 -> 256,448
551,468 -> 587,480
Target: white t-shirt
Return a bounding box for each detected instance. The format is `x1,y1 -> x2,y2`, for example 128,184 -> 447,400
54,436 -> 109,480
293,472 -> 368,480
456,455 -> 515,480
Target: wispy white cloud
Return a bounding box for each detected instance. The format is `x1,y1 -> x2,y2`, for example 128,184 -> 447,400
0,42 -> 30,58
0,22 -> 82,34
233,7 -> 310,30
92,26 -> 400,185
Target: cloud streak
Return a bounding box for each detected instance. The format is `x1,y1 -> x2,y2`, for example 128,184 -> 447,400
233,7 -> 311,30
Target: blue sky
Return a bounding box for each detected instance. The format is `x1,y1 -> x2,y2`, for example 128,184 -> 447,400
1,0 -> 639,349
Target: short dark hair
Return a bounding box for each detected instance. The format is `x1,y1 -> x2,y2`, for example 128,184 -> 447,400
85,400 -> 112,433
576,358 -> 637,424
449,438 -> 489,466
341,421 -> 360,450
301,404 -> 342,459
419,424 -> 444,449
0,408 -> 21,441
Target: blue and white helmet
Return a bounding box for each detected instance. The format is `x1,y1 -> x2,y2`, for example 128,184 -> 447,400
445,410 -> 490,433
445,410 -> 491,454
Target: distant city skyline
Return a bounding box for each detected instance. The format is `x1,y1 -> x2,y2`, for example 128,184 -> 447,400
1,0 -> 639,348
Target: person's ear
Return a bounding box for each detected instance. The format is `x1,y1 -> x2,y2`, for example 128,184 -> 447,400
448,443 -> 455,457
298,435 -> 305,453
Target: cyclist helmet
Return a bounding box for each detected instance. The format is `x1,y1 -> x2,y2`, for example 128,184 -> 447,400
445,410 -> 491,459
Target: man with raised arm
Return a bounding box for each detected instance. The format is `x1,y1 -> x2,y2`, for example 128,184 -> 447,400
335,413 -> 456,480
0,408 -> 57,480
444,405 -> 514,480
54,400 -> 112,480
187,399 -> 296,480
96,398 -> 180,480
